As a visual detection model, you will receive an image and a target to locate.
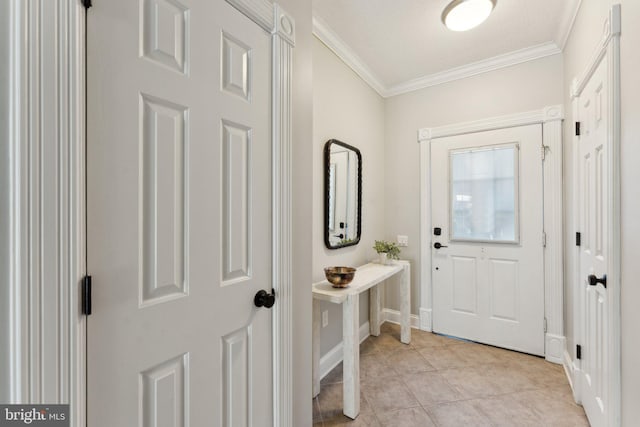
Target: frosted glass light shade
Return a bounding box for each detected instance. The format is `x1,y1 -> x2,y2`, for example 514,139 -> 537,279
442,0 -> 496,32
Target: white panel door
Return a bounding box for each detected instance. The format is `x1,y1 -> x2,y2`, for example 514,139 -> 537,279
431,125 -> 545,355
577,56 -> 609,427
87,1 -> 273,425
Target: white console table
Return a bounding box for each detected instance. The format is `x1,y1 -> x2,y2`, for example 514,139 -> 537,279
312,261 -> 411,419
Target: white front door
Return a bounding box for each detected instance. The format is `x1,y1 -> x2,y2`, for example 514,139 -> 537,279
431,125 -> 545,355
577,55 -> 609,427
87,0 -> 274,425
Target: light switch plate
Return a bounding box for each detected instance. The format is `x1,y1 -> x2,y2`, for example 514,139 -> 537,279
397,235 -> 409,247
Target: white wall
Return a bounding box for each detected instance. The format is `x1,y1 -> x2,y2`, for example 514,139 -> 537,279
563,1 -> 640,424
383,55 -> 564,315
312,37 -> 386,356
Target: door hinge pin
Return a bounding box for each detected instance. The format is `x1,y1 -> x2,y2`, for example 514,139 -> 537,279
82,275 -> 92,315
543,318 -> 548,333
541,145 -> 547,160
575,122 -> 581,136
576,232 -> 581,246
542,231 -> 547,247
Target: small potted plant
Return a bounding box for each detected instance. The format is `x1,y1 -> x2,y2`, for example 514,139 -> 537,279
373,240 -> 401,265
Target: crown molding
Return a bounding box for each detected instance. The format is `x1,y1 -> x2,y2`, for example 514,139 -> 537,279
312,13 -> 563,98
386,42 -> 561,97
312,14 -> 386,96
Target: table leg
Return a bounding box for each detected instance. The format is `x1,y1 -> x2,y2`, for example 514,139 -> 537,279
312,298 -> 321,397
342,294 -> 360,419
369,285 -> 381,337
400,263 -> 411,344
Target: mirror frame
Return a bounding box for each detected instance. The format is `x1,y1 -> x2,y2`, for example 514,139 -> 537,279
324,139 -> 362,249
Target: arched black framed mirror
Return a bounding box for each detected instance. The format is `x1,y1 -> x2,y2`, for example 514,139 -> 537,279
324,139 -> 362,249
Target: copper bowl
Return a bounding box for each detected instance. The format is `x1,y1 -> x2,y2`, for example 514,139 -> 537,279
324,267 -> 356,288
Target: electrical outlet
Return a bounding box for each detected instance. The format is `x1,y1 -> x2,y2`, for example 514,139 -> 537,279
397,235 -> 409,247
322,310 -> 329,328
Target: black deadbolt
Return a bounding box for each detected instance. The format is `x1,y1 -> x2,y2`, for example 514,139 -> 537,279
434,227 -> 442,236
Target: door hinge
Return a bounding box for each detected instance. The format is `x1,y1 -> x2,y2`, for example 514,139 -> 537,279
541,145 -> 546,160
81,0 -> 92,9
576,232 -> 581,247
575,122 -> 581,136
542,231 -> 547,247
576,344 -> 582,360
82,275 -> 92,315
543,318 -> 548,333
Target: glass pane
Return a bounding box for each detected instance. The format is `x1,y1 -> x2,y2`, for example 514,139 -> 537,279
450,144 -> 519,242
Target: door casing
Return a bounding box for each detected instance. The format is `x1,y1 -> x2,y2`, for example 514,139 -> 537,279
418,105 -> 565,364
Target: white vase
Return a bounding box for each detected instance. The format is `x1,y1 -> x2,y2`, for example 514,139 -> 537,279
378,252 -> 389,265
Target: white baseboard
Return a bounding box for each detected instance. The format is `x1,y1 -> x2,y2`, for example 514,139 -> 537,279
381,308 -> 421,329
563,349 -> 582,403
419,307 -> 432,331
545,333 -> 566,364
319,321 -> 370,380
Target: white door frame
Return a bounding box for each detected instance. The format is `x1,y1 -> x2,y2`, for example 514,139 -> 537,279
4,0 -> 296,425
569,5 -> 621,426
418,105 -> 565,364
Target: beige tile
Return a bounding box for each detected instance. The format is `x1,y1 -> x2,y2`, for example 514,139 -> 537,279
321,362 -> 343,386
386,348 -> 435,375
323,412 -> 380,426
470,395 -> 542,427
380,322 -> 400,334
449,341 -> 502,365
483,362 -> 539,393
315,326 -> 589,427
510,356 -> 568,388
417,345 -> 470,370
313,396 -> 323,423
511,389 -> 590,426
360,353 -> 398,381
377,407 -> 436,427
409,331 -> 459,349
370,333 -> 410,353
402,371 -> 463,406
426,401 -> 493,427
360,337 -> 380,356
361,375 -> 419,414
317,382 -> 373,421
438,365 -> 496,398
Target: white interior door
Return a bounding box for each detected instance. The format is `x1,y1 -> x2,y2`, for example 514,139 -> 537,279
431,125 -> 545,355
87,0 -> 274,425
577,56 -> 609,427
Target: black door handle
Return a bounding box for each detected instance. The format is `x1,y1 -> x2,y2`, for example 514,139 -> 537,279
334,233 -> 344,239
254,289 -> 276,308
588,274 -> 607,288
434,242 -> 448,249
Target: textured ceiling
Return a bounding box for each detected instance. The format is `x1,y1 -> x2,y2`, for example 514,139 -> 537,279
313,0 -> 580,90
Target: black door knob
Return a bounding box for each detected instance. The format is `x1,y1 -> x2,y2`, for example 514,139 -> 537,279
588,274 -> 607,288
434,242 -> 448,249
254,289 -> 276,308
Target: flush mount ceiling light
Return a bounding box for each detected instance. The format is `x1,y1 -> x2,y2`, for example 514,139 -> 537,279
441,0 -> 496,31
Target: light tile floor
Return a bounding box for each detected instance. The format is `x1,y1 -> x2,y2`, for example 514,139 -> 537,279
313,323 -> 589,427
